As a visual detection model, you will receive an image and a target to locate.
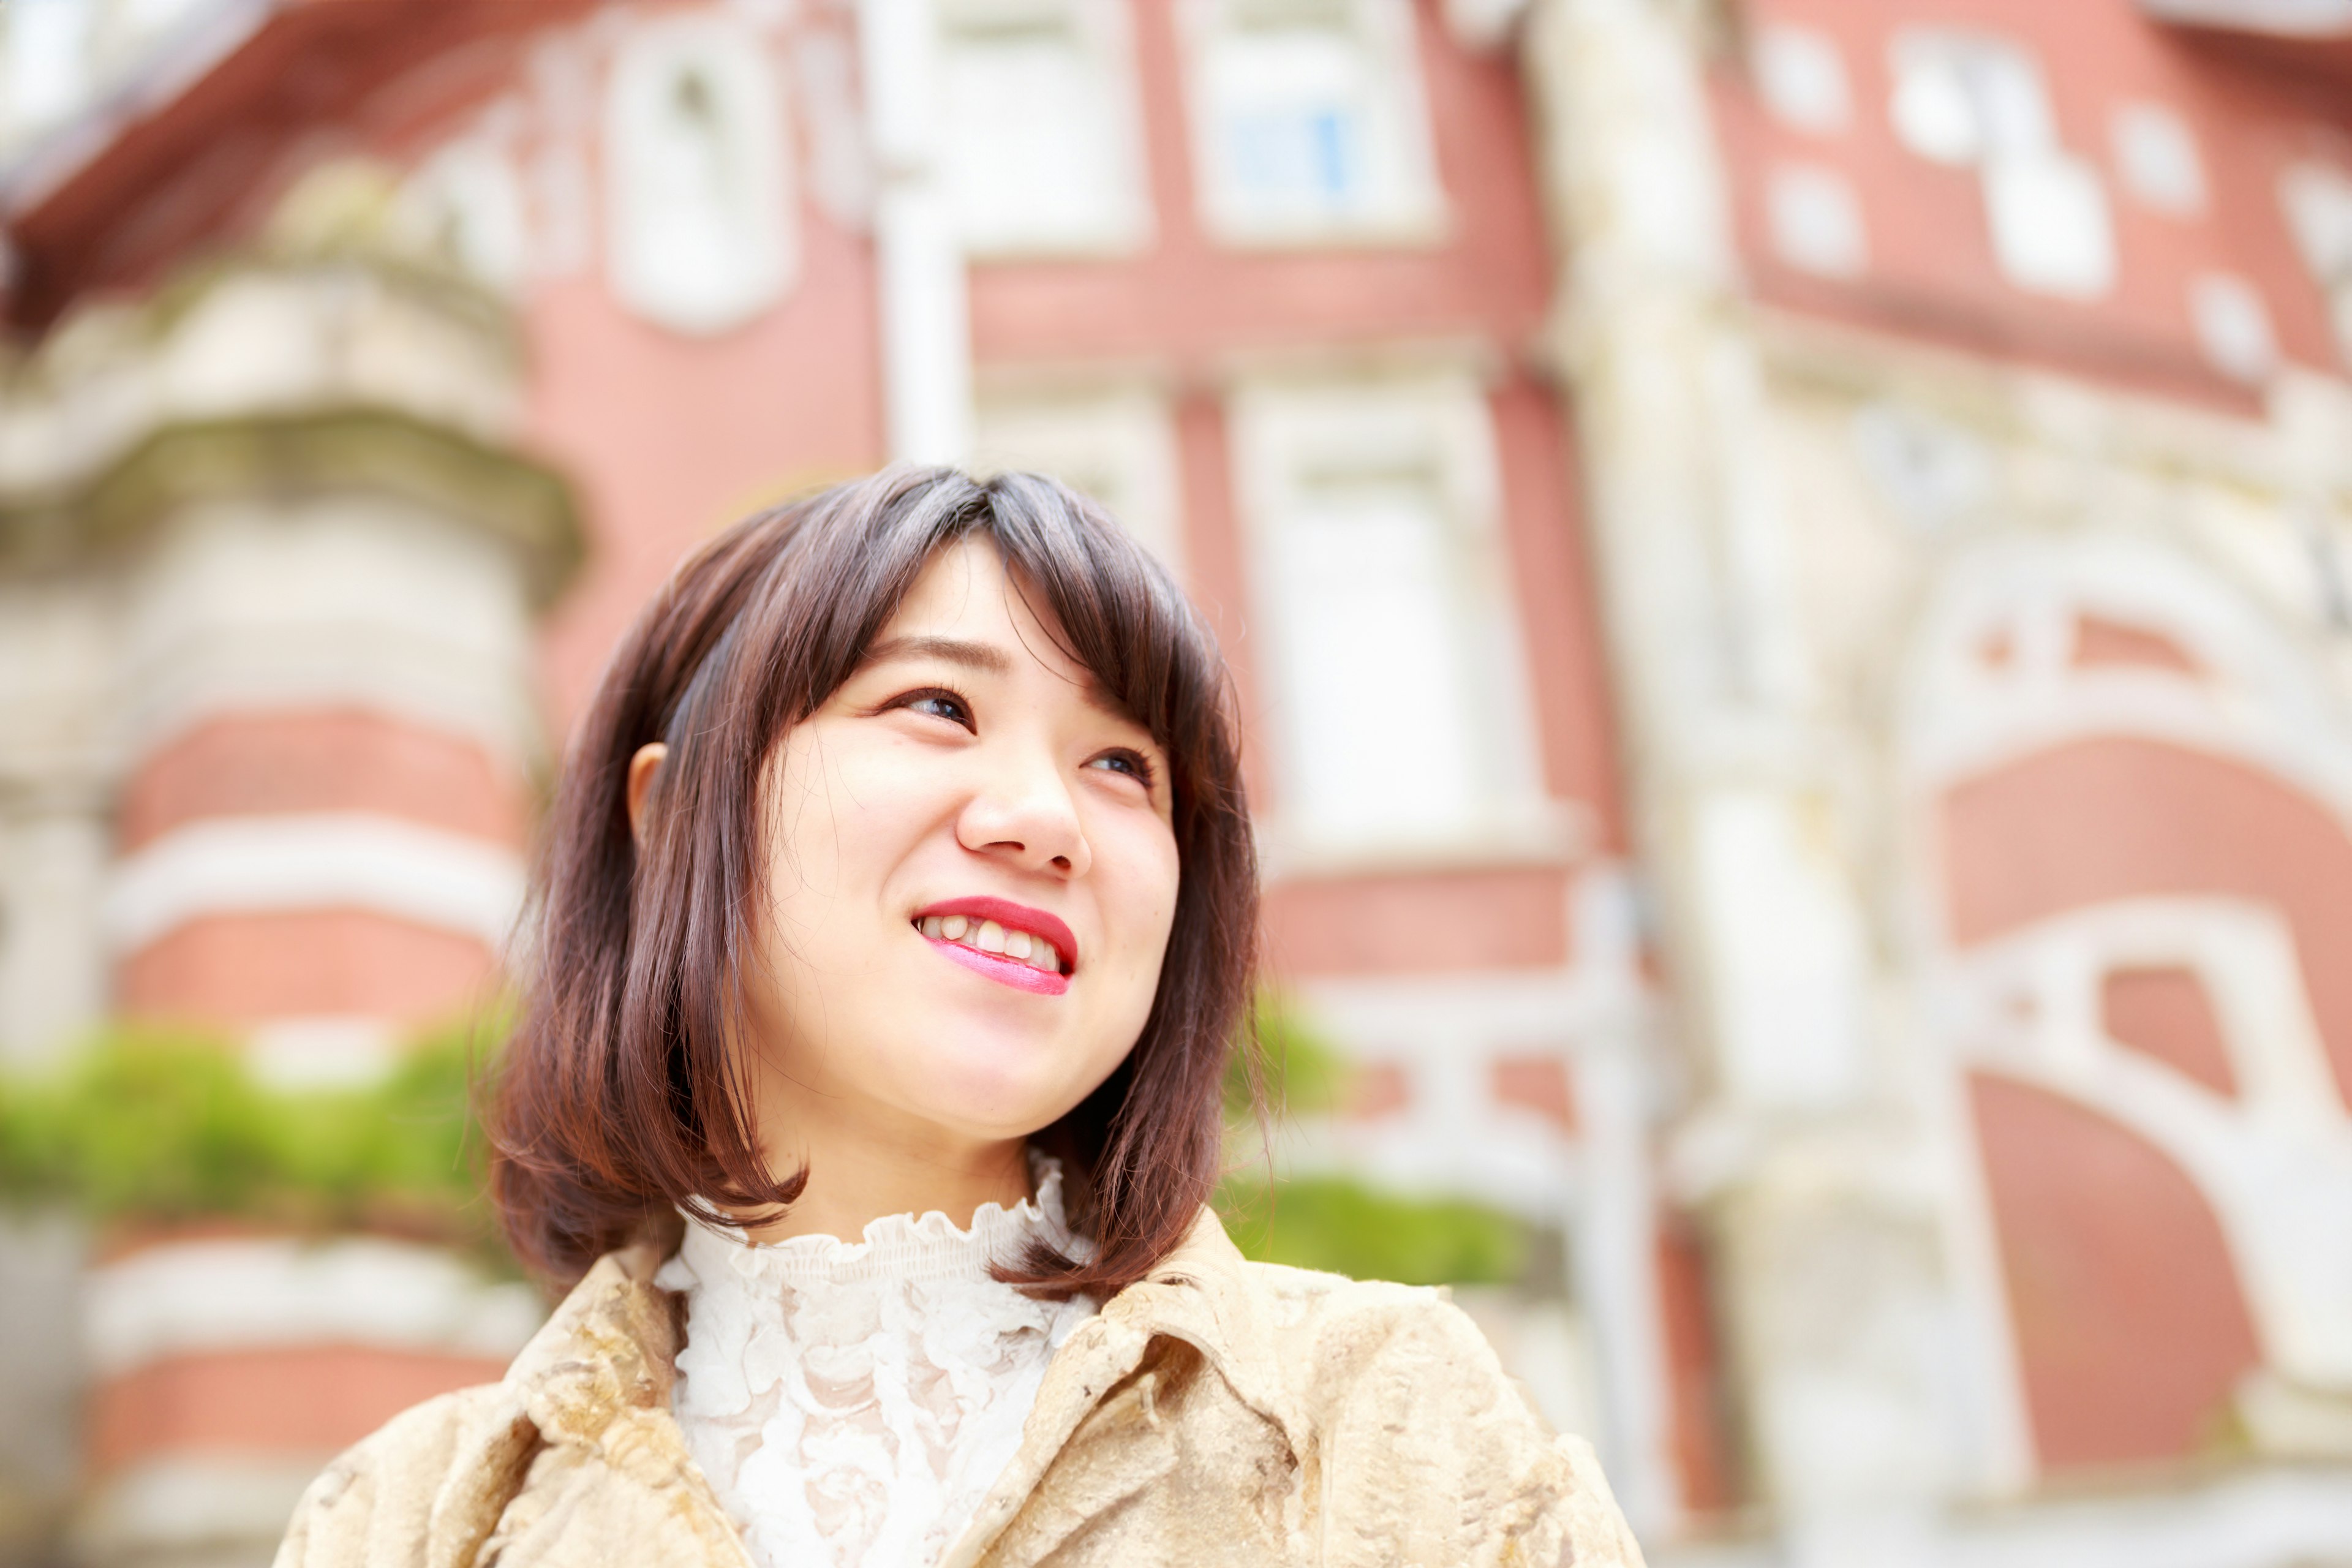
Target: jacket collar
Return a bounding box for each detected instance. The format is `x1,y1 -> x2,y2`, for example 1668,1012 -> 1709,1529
489,1207 -> 1302,1561
935,1206 -> 1306,1568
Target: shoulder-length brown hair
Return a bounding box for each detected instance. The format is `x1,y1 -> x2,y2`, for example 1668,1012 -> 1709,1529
486,467 -> 1257,1298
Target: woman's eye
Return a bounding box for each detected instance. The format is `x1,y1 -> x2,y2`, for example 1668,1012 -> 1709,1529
897,688 -> 974,729
1087,748 -> 1156,790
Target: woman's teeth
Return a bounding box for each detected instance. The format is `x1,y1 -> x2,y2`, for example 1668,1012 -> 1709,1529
919,915 -> 1066,974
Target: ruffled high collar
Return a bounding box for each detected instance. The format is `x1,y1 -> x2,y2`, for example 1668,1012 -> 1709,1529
663,1158 -> 1081,1288
653,1156 -> 1098,1568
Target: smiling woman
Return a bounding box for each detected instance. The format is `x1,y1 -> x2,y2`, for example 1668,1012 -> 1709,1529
272,469 -> 1646,1568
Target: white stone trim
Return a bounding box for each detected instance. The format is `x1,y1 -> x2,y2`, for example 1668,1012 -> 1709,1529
118,497 -> 543,770
1177,0 -> 1447,248
86,1234 -> 543,1377
1898,527 -> 2352,1490
1287,865 -> 1681,1532
102,812 -> 526,954
1228,369 -> 1555,865
1939,1464 -> 2352,1568
862,0 -> 975,463
973,382 -> 1185,573
246,1015 -> 404,1088
938,0 -> 1155,258
1945,897 -> 2352,1392
603,9 -> 799,335
2139,0 -> 2352,38
75,1455 -> 328,1559
1902,533 -> 2352,809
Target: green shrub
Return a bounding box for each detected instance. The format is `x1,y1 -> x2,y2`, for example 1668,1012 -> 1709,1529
1225,991 -> 1349,1120
0,1020 -> 498,1256
1214,1172 -> 1528,1287
0,997 -> 1528,1289
1217,994 -> 1530,1288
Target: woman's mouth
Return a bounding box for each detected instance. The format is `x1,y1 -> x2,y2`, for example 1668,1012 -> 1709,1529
911,899 -> 1074,997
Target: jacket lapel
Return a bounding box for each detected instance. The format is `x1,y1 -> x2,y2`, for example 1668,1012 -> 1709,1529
472,1247 -> 753,1568
496,1208 -> 1287,1568
938,1210 -> 1308,1568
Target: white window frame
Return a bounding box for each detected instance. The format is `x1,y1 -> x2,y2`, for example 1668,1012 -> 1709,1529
972,382 -> 1185,573
1229,371 -> 1564,872
402,135 -> 531,296
603,12 -> 797,336
2281,160 -> 2352,372
938,0 -> 1154,258
1178,0 -> 1446,249
1887,28 -> 2115,300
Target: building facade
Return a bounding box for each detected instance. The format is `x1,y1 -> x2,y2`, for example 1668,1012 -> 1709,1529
0,0 -> 2347,1564
1528,0 -> 2352,1562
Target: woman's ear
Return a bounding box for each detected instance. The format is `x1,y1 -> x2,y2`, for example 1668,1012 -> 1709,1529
625,742 -> 669,847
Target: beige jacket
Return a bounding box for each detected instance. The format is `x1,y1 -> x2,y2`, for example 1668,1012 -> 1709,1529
275,1209 -> 1648,1568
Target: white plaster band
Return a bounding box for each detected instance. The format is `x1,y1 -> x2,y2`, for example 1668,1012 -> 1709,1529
75,1455 -> 329,1559
101,811 -> 527,954
86,1234 -> 543,1377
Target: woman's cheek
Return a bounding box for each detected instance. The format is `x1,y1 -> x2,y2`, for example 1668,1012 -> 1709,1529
1106,821 -> 1181,992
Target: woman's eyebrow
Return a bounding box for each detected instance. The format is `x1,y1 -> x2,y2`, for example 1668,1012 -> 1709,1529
862,635 -> 1014,674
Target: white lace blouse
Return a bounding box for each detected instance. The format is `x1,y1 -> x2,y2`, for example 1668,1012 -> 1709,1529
654,1164 -> 1098,1568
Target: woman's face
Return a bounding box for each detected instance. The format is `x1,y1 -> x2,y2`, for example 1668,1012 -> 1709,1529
739,537 -> 1180,1165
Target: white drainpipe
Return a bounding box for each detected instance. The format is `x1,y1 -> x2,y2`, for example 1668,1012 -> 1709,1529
858,0 -> 974,466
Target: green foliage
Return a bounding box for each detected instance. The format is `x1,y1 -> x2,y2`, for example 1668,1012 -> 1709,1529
1225,992 -> 1350,1121
1214,1173 -> 1528,1287
0,993 -> 1529,1291
1219,993 -> 1531,1289
0,1020 -> 500,1256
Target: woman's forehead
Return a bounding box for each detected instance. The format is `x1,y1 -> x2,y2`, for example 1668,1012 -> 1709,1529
872,540 -> 1145,729
886,541 -> 1068,671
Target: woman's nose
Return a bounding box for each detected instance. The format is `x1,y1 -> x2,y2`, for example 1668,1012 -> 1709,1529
956,747 -> 1092,877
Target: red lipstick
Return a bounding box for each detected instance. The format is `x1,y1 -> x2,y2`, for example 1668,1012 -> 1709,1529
912,895 -> 1077,997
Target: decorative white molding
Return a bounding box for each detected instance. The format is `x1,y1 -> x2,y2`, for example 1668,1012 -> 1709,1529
1179,0 -> 1447,248
861,0 -> 974,462
1945,897 -> 2352,1394
1229,370 -> 1551,860
973,383 -> 1185,571
1933,1464 -> 2352,1568
75,1455 -> 328,1561
119,499 -> 541,769
86,1234 -> 543,1377
0,809 -> 109,1067
1650,1465 -> 2352,1567
938,0 -> 1154,258
101,812 -> 526,954
2139,0 -> 2352,36
604,10 -> 798,336
0,266 -> 518,497
246,1014 -> 402,1088
1904,534 -> 2352,815
1752,23 -> 1852,137
1291,864 -> 1679,1530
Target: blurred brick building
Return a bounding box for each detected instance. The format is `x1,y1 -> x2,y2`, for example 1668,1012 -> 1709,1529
0,0 -> 2348,1564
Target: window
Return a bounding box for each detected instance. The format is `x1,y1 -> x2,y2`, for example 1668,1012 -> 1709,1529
2,0 -> 92,142
940,0 -> 1150,256
2282,161 -> 2352,371
1768,162 -> 1868,278
605,13 -> 796,336
1182,0 -> 1442,246
1752,23 -> 1851,137
2110,101 -> 2207,218
402,139 -> 530,295
1232,375 -> 1551,862
91,0 -> 213,74
973,386 -> 1184,571
1888,29 -> 2113,300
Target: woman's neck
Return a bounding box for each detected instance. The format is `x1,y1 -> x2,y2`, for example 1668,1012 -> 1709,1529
732,1123 -> 1036,1246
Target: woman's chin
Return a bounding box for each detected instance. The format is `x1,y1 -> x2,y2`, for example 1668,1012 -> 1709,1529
885,1036 -> 1099,1142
